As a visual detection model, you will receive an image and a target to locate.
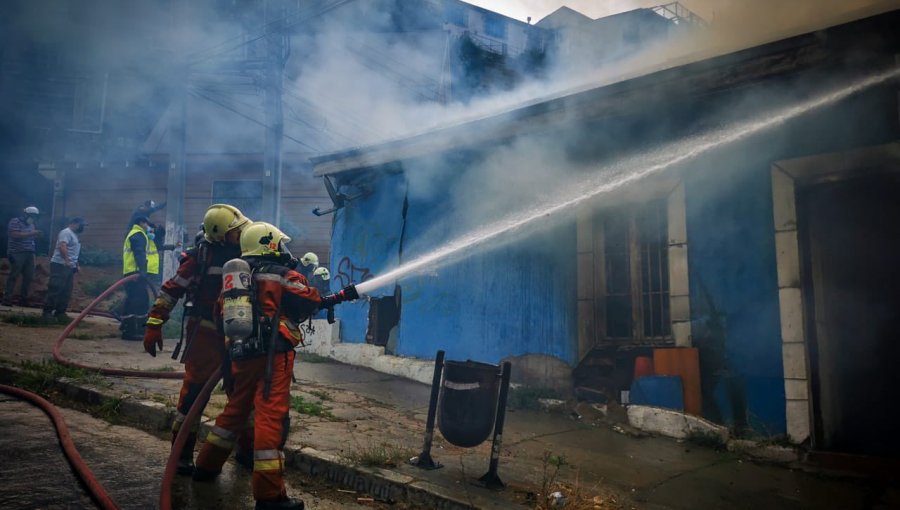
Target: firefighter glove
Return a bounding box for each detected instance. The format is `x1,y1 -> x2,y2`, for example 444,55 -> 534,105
319,293 -> 340,310
319,284 -> 359,310
143,324 -> 164,357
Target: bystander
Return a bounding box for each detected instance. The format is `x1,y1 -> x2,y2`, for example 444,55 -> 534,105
42,217 -> 87,320
3,207 -> 43,306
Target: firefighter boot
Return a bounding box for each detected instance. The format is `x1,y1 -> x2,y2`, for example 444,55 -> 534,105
255,497 -> 304,510
174,432 -> 197,476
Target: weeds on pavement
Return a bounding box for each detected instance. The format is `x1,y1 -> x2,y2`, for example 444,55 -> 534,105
15,359 -> 109,393
345,441 -> 415,468
290,394 -> 336,420
97,397 -> 124,421
529,450 -> 623,510
309,389 -> 332,401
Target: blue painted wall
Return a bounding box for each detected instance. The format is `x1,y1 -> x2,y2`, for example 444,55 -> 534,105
397,192 -> 578,364
329,166 -> 579,364
330,172 -> 406,343
685,156 -> 786,435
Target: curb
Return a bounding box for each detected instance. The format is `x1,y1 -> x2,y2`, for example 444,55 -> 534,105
0,364 -> 477,510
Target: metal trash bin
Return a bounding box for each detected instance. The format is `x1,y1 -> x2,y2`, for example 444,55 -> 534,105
438,360 -> 500,448
410,351 -> 512,489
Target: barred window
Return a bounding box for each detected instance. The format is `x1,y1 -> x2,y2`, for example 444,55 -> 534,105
602,201 -> 671,341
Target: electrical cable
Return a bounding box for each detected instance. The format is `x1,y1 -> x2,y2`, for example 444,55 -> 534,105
188,86 -> 319,151
188,0 -> 354,66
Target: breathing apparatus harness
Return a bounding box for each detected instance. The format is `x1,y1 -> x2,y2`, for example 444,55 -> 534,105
170,241 -> 211,362
222,258 -> 298,399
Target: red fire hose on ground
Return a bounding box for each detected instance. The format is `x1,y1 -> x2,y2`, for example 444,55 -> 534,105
52,273 -> 184,379
0,383 -> 119,510
6,274 -> 222,509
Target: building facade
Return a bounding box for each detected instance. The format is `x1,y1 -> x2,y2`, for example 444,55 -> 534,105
312,9 -> 900,458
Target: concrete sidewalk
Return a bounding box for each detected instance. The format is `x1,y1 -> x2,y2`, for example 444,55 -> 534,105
0,308 -> 898,510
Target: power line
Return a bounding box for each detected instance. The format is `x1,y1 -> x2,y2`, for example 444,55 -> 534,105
188,0 -> 354,67
194,84 -> 346,150
188,86 -> 318,152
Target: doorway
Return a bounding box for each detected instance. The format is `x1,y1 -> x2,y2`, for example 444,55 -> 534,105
799,173 -> 900,457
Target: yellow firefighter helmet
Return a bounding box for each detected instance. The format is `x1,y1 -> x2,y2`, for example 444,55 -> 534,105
203,204 -> 250,243
240,222 -> 292,258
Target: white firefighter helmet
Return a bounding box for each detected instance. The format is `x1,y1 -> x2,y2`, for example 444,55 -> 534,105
240,222 -> 292,258
203,204 -> 250,243
300,252 -> 319,267
313,266 -> 330,281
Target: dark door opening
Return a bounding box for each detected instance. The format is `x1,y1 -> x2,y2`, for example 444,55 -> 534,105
366,286 -> 401,352
799,173 -> 900,457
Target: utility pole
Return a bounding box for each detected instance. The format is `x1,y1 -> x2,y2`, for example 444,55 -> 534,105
262,0 -> 286,225
163,71 -> 187,280
163,3 -> 187,281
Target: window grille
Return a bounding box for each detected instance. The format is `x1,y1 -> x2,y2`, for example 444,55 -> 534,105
602,200 -> 671,342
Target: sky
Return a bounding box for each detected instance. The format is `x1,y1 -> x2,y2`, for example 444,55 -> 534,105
467,0 -> 899,34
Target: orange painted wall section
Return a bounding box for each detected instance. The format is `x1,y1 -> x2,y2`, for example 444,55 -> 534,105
653,347 -> 702,416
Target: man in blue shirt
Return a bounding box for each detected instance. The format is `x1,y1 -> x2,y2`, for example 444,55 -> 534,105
3,206 -> 42,306
42,217 -> 87,320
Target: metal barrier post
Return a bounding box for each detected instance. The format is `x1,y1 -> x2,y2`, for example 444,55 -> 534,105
478,361 -> 511,489
410,350 -> 444,470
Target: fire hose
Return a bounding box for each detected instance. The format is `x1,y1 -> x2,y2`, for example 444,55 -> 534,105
20,274 -> 221,509
0,383 -> 119,510
16,275 -> 357,509
52,273 -> 184,379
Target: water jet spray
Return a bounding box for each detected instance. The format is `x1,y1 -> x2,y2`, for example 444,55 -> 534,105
352,66 -> 900,298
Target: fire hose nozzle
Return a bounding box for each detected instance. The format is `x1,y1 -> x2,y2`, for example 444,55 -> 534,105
339,284 -> 360,301
322,284 -> 360,324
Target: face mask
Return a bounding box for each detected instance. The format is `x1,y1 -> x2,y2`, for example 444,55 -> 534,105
26,217 -> 35,225
148,232 -> 156,241
74,225 -> 84,234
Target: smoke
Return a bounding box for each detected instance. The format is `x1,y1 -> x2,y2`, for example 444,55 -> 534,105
3,0 -> 897,223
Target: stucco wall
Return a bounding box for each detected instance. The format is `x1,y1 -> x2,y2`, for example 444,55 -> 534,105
330,172 -> 407,343
685,158 -> 786,435
330,168 -> 579,367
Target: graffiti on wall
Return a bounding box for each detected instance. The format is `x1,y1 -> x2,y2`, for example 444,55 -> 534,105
335,256 -> 374,287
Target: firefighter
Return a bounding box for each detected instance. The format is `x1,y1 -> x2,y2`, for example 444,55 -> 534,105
193,222 -> 356,510
297,251 -> 318,280
142,204 -> 253,475
309,266 -> 330,296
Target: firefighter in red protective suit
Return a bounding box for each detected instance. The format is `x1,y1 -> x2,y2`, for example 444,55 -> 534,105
142,204 -> 254,475
192,222 -> 357,510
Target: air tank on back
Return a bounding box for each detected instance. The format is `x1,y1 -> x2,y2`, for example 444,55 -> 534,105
222,258 -> 253,342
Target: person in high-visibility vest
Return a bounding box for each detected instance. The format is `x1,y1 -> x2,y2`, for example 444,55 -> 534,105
121,216 -> 158,340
